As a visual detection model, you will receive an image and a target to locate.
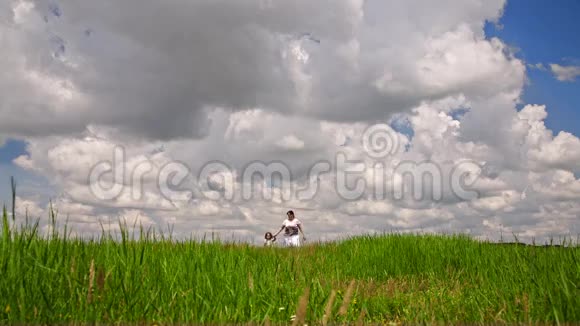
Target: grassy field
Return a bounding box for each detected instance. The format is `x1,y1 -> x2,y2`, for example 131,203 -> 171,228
1,207 -> 579,324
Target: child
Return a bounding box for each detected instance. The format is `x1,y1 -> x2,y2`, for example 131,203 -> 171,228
264,232 -> 277,247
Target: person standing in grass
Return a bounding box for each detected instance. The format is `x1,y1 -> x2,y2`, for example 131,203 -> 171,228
264,232 -> 276,247
273,210 -> 305,247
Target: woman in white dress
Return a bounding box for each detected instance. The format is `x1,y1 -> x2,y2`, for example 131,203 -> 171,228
273,210 -> 306,247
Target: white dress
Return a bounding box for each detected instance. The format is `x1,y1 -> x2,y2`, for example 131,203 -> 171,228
285,234 -> 301,247
282,218 -> 302,247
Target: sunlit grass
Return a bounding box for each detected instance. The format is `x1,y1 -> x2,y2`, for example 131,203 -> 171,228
1,205 -> 579,323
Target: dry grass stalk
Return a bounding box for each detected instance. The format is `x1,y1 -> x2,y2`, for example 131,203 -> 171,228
97,267 -> 106,293
248,271 -> 254,292
87,259 -> 95,304
70,257 -> 76,275
355,308 -> 366,326
68,257 -> 76,293
322,289 -> 337,326
292,287 -> 310,326
338,279 -> 356,316
523,293 -> 529,322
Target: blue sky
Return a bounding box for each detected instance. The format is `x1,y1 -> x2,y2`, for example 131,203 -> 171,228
0,140 -> 28,203
485,0 -> 580,136
1,0 -> 579,185
0,141 -> 52,205
0,139 -> 26,165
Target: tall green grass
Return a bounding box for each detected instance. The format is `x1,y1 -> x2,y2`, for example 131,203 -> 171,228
1,207 -> 579,323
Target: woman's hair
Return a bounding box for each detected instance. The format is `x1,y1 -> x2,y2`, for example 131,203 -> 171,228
286,210 -> 294,216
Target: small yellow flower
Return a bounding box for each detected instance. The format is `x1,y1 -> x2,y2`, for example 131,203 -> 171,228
4,305 -> 10,313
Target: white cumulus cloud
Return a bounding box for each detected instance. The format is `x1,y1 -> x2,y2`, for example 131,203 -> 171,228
550,64 -> 580,82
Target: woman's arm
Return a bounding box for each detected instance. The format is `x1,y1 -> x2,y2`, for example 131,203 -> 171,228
298,224 -> 305,240
273,225 -> 284,237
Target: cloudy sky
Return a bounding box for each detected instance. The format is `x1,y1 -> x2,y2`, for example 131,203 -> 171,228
1,0 -> 579,243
